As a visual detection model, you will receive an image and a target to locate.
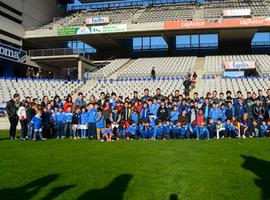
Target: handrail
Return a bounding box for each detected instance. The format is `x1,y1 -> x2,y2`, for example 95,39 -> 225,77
29,48 -> 96,57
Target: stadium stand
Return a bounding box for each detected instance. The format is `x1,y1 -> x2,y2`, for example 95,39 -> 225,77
36,0 -> 270,30
119,57 -> 197,78
199,76 -> 270,96
134,4 -> 195,23
204,54 -> 270,75
0,78 -> 83,103
83,77 -> 185,99
92,59 -> 130,78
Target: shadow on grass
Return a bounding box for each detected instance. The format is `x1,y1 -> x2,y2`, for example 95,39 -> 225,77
0,174 -> 75,200
169,194 -> 179,200
78,174 -> 133,200
241,155 -> 270,200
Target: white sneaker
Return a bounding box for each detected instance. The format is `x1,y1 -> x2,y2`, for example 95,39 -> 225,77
242,135 -> 246,139
101,139 -> 104,142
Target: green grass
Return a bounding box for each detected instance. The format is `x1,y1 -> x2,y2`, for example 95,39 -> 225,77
0,131 -> 270,200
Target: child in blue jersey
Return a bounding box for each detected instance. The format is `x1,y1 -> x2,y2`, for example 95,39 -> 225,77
225,118 -> 236,138
139,121 -> 146,138
149,98 -> 159,117
149,113 -> 156,139
144,120 -> 154,139
64,106 -> 73,138
172,121 -> 182,139
31,110 -> 46,141
80,107 -> 88,139
103,124 -> 113,142
131,107 -> 139,125
260,121 -> 268,137
118,121 -> 126,139
170,105 -> 179,123
54,106 -> 66,139
86,103 -> 98,139
96,108 -> 105,141
154,120 -> 164,140
127,121 -> 138,140
197,122 -> 210,140
141,102 -> 149,121
207,118 -> 216,138
180,122 -> 190,139
163,119 -> 172,139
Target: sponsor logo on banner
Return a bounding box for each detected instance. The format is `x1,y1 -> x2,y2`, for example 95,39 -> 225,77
84,17 -> 110,25
223,9 -> 251,17
164,17 -> 270,30
0,43 -> 27,64
76,26 -> 91,35
224,61 -> 256,70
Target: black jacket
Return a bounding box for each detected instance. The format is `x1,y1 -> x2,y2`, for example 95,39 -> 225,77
157,106 -> 169,121
72,113 -> 80,124
6,99 -> 18,118
252,104 -> 265,119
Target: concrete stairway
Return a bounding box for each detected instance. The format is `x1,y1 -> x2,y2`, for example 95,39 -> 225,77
191,56 -> 205,94
111,59 -> 136,79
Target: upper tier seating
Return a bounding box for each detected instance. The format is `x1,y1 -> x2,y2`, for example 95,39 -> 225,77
119,57 -> 197,78
135,4 -> 195,23
0,78 -> 83,103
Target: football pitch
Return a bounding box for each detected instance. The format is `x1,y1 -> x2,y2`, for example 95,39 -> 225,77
0,132 -> 270,200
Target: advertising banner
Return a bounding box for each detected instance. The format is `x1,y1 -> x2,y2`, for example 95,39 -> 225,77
90,24 -> 127,33
224,71 -> 245,77
58,24 -> 127,36
0,43 -> 27,64
224,61 -> 256,70
84,17 -> 110,25
164,17 -> 270,30
223,9 -> 251,17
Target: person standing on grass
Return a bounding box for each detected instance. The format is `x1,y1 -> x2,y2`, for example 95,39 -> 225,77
6,93 -> 21,140
18,100 -> 29,140
86,103 -> 98,139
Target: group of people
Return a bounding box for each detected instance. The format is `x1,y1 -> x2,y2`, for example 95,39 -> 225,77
5,87 -> 270,142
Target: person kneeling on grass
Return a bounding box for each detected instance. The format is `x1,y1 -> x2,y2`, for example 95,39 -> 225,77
197,122 -> 210,140
154,120 -> 164,140
103,124 -> 113,142
216,118 -> 226,139
126,121 -> 138,140
30,110 -> 46,141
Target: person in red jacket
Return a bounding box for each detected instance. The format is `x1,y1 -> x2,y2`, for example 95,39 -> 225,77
64,95 -> 74,112
196,109 -> 205,127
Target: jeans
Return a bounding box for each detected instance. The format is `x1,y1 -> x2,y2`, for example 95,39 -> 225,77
28,123 -> 33,139
33,129 -> 44,140
57,123 -> 65,138
9,116 -> 18,139
88,123 -> 97,139
64,122 -> 72,137
20,119 -> 28,139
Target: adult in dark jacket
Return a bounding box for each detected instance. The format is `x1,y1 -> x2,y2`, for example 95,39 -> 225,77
252,98 -> 265,124
6,93 -> 20,139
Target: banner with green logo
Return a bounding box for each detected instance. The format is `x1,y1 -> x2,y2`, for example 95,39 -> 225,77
58,24 -> 127,36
